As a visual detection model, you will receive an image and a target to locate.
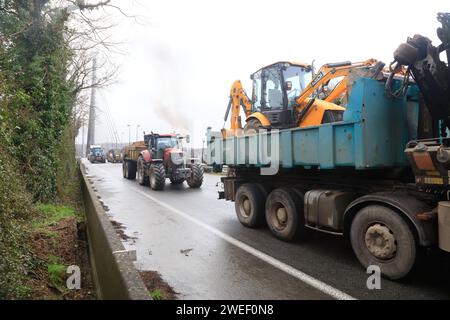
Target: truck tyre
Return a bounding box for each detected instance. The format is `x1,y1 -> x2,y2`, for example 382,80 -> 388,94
244,118 -> 263,135
265,188 -> 305,242
187,163 -> 203,188
235,183 -> 266,228
137,156 -> 149,186
149,162 -> 166,190
170,178 -> 185,184
350,205 -> 417,280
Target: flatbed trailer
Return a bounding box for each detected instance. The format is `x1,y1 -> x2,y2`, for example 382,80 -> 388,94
206,77 -> 450,280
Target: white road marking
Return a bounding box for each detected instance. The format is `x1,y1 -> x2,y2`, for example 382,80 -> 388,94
92,164 -> 356,300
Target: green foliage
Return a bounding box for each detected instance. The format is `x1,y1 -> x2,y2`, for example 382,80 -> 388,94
0,1 -> 83,298
0,150 -> 35,299
56,125 -> 83,207
149,289 -> 166,300
1,0 -> 75,202
47,255 -> 67,292
36,203 -> 76,226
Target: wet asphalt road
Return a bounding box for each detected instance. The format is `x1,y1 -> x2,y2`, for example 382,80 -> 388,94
84,161 -> 450,300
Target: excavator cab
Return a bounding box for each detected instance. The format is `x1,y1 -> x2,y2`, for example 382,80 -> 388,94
250,62 -> 313,129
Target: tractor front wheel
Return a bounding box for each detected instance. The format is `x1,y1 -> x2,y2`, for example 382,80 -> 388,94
187,163 -> 204,188
149,162 -> 166,190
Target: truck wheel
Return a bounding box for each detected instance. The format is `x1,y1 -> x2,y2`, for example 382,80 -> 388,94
350,205 -> 417,280
265,188 -> 305,242
170,178 -> 185,184
137,156 -> 149,186
187,163 -> 203,188
235,183 -> 266,228
149,163 -> 166,190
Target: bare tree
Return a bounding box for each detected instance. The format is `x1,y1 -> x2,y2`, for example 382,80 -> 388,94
58,0 -> 132,137
1,1 -> 133,137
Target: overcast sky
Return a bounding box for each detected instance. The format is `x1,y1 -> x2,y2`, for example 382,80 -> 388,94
77,0 -> 450,147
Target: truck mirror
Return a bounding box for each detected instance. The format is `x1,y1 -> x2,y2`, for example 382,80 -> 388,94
186,135 -> 190,143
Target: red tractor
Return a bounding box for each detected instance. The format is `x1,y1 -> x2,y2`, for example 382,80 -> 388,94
122,133 -> 203,190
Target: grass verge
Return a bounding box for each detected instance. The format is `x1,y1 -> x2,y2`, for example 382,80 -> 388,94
22,203 -> 95,300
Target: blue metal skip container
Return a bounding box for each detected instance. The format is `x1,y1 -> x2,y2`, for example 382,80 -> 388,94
207,77 -> 420,170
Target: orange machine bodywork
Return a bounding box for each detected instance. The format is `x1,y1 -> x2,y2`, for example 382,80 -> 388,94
223,59 -> 378,137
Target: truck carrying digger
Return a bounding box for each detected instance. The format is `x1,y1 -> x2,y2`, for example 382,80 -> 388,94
207,13 -> 450,280
122,132 -> 203,190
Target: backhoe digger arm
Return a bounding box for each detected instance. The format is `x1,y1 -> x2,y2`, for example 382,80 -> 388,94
223,80 -> 253,132
295,59 -> 378,108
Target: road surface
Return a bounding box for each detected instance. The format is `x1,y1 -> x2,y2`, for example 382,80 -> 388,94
84,161 -> 450,300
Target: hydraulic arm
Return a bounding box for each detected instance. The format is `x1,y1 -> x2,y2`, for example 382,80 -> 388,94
223,80 -> 253,133
389,12 -> 450,135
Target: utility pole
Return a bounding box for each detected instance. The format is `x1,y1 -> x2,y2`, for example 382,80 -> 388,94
81,122 -> 85,158
86,57 -> 97,156
136,124 -> 140,141
202,139 -> 205,164
127,124 -> 131,145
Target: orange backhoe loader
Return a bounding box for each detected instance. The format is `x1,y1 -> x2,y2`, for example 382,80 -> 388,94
222,59 -> 383,137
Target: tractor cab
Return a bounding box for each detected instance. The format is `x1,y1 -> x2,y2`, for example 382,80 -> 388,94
144,133 -> 178,159
250,62 -> 313,129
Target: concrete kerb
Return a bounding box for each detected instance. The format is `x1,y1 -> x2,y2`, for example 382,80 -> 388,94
79,162 -> 150,300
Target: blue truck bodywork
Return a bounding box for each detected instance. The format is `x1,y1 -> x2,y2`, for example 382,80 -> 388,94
207,77 -> 421,170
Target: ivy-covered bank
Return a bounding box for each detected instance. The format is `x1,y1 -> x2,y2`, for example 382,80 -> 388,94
0,1 -> 91,298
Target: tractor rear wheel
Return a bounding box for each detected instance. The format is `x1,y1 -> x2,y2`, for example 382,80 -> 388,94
149,162 -> 166,190
123,160 -> 136,180
137,156 -> 149,186
187,163 -> 203,188
122,161 -> 127,178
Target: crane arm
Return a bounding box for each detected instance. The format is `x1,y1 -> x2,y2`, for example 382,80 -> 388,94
223,80 -> 253,132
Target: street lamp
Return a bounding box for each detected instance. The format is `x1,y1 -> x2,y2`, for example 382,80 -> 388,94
136,124 -> 140,141
127,124 -> 131,145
